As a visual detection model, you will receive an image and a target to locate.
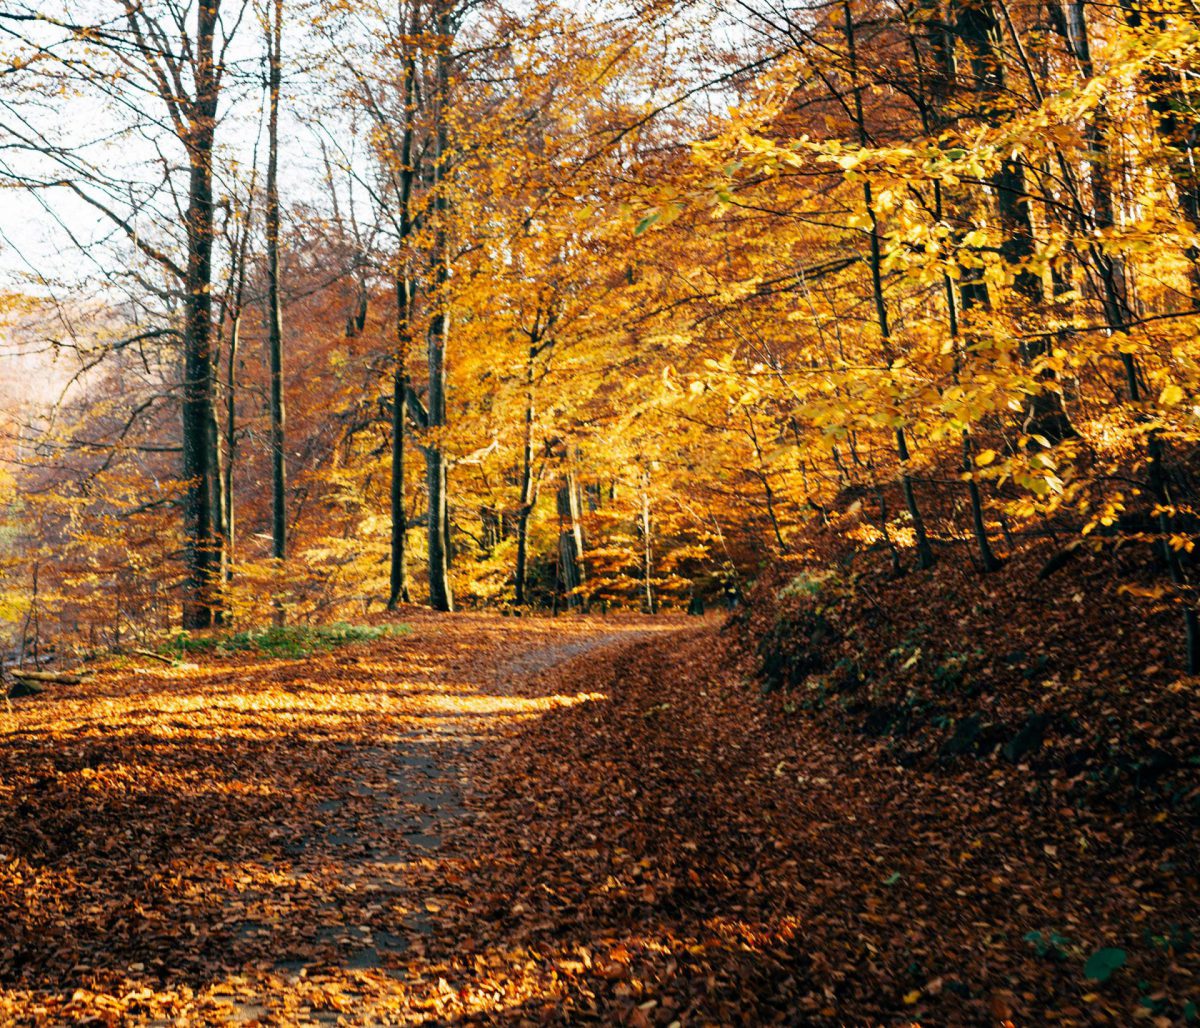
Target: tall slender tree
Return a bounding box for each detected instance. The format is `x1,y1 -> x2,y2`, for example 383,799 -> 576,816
423,0 -> 455,612
843,1 -> 935,571
387,1 -> 420,610
266,0 -> 287,573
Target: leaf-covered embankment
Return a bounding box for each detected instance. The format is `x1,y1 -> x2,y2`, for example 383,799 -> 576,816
461,609 -> 1198,1025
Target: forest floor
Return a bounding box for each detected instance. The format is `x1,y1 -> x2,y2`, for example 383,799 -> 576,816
0,610 -> 1196,1026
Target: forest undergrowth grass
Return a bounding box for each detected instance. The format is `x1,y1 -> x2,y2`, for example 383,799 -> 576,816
162,622 -> 410,660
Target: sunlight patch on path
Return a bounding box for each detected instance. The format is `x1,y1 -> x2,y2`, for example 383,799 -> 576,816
218,619 -> 682,1024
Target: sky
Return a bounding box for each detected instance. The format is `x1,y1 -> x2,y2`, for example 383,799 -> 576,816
0,0 -> 768,323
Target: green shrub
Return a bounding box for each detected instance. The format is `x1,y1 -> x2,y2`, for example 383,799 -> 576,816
164,622 -> 409,660
778,570 -> 834,600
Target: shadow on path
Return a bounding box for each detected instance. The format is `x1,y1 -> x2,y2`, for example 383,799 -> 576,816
0,614 -> 686,1025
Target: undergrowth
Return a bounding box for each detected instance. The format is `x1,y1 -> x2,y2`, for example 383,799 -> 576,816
163,622 -> 410,660
739,522 -> 1200,816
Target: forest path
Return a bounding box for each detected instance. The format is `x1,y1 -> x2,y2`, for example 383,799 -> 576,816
0,611 -> 696,1026
5,611 -> 1194,1025
223,614 -> 681,1023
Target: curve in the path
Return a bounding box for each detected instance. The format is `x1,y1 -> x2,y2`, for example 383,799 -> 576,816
236,620 -> 686,1021
490,625 -> 675,689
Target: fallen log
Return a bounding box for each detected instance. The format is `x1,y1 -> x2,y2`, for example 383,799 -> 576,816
131,648 -> 175,666
9,669 -> 91,686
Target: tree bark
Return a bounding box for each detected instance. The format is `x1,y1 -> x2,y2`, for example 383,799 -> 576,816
266,0 -> 287,570
208,371 -> 227,620
556,470 -> 585,609
387,3 -> 419,611
1121,0 -> 1200,293
640,473 -> 655,614
1101,1 -> 1200,668
953,0 -> 1074,441
745,411 -> 788,552
219,159 -> 256,587
388,275 -> 412,608
911,4 -> 1003,572
224,304 -> 241,574
423,0 -> 454,612
181,0 -> 223,629
514,344 -> 536,605
844,1 -> 935,571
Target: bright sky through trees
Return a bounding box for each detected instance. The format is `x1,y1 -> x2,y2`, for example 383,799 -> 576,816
0,0 -> 1198,648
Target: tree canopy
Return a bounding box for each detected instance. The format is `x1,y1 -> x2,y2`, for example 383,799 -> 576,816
2,0 -> 1200,664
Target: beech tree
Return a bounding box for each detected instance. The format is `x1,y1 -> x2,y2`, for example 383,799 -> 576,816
5,0 -> 1200,666
265,0 -> 287,572
2,0 -> 245,627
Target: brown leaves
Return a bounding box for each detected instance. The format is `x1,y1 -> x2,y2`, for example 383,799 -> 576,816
2,610 -> 1197,1024
0,614 -> 683,1024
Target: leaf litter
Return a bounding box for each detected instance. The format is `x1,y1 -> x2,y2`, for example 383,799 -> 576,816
0,608 -> 1195,1025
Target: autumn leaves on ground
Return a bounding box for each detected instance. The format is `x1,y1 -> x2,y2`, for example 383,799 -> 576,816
1,609 -> 1194,1027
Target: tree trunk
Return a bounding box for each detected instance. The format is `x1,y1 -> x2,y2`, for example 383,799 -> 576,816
180,0 -> 222,629
746,411 -> 788,552
953,0 -> 1074,441
427,443 -> 452,611
937,187 -> 1003,572
911,10 -> 1004,573
844,1 -> 935,571
1148,430 -> 1200,673
221,158 -> 255,588
387,5 -> 418,611
514,346 -> 536,605
1104,1 -> 1200,668
556,470 -> 584,609
266,0 -> 287,570
423,0 -> 454,613
640,473 -> 655,614
224,309 -> 240,576
388,278 -> 411,608
208,374 -> 227,620
1121,0 -> 1200,294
